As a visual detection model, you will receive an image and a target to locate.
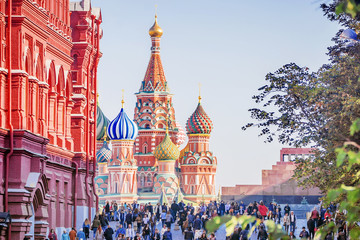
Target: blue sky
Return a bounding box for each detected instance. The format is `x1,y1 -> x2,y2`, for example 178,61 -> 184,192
91,0 -> 340,188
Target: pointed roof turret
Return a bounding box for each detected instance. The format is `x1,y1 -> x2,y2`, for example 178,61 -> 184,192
138,15 -> 168,93
186,93 -> 213,134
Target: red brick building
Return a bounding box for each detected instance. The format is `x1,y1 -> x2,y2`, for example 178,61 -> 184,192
0,0 -> 102,238
221,148 -> 321,204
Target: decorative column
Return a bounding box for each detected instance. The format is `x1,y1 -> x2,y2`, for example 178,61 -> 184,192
11,71 -> 28,129
28,76 -> 39,134
57,95 -> 66,147
47,91 -> 58,144
38,81 -> 49,137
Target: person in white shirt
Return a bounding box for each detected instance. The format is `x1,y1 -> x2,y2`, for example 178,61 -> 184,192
143,215 -> 150,225
126,224 -> 135,239
225,202 -> 231,214
160,225 -> 167,239
289,211 -> 297,233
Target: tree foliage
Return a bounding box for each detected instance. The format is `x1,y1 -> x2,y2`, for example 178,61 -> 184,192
208,0 -> 360,239
243,2 -> 360,194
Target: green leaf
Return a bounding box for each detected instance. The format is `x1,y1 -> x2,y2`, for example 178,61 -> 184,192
336,2 -> 345,15
350,118 -> 360,135
265,220 -> 276,232
341,184 -> 356,191
328,189 -> 341,201
350,228 -> 360,239
205,215 -> 233,233
336,148 -> 347,167
225,216 -> 238,236
347,189 -> 360,203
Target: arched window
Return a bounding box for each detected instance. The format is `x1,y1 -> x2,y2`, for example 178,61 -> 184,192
140,175 -> 145,187
145,124 -> 150,129
143,144 -> 148,154
147,174 -> 152,183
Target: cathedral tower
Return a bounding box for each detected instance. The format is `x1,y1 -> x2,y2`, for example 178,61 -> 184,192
134,16 -> 182,191
153,125 -> 180,194
180,96 -> 217,202
105,99 -> 139,202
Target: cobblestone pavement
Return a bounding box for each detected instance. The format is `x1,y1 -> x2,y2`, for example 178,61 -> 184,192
87,218 -> 307,240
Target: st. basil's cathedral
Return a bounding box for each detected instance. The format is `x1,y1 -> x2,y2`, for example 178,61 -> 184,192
95,16 -> 218,204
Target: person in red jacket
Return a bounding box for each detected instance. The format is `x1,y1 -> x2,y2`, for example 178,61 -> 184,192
324,209 -> 332,220
258,201 -> 268,219
48,229 -> 58,240
310,207 -> 320,228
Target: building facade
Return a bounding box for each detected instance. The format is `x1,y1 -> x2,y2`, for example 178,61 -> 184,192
95,16 -> 218,204
0,0 -> 102,239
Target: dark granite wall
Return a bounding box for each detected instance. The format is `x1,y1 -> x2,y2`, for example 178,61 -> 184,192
221,195 -> 322,205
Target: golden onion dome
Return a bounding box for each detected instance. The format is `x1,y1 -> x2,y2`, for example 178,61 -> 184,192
149,15 -> 163,38
154,130 -> 180,161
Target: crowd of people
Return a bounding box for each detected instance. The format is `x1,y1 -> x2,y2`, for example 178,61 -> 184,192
51,199 -> 346,240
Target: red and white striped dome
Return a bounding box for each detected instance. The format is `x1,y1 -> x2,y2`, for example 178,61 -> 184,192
175,121 -> 187,146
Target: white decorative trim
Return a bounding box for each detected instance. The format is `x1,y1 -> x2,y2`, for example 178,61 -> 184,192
8,188 -> 30,193
12,219 -> 32,223
12,69 -> 29,75
28,76 -> 39,82
34,221 -> 49,225
38,81 -> 49,87
72,93 -> 87,99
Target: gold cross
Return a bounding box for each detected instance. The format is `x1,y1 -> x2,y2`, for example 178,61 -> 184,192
121,89 -> 125,108
198,82 -> 202,103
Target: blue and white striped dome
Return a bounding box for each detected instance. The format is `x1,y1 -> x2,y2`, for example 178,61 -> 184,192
96,140 -> 112,163
107,108 -> 138,140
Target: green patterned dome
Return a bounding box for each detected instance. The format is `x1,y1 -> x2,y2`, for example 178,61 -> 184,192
96,104 -> 110,140
154,131 -> 180,160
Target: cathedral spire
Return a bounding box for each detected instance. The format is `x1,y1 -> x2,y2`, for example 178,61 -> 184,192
198,83 -> 202,103
139,15 -> 168,93
121,89 -> 125,108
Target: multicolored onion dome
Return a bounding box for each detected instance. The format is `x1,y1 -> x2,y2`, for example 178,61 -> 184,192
96,105 -> 110,140
175,121 -> 187,146
96,140 -> 112,163
107,108 -> 138,140
186,103 -> 213,134
154,131 -> 180,160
